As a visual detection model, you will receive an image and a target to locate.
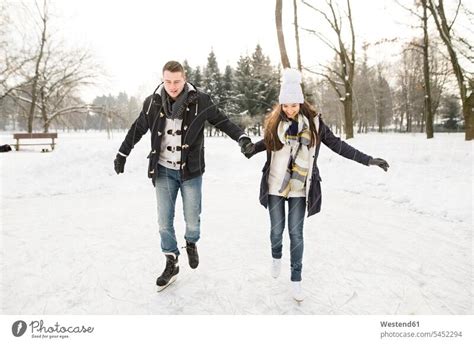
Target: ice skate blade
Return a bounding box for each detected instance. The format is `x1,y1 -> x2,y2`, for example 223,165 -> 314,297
156,275 -> 177,292
293,294 -> 304,303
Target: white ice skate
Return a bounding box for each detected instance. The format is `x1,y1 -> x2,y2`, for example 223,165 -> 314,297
292,281 -> 304,302
271,258 -> 281,278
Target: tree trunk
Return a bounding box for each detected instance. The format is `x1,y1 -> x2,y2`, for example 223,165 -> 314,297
344,97 -> 354,139
40,87 -> 49,133
276,0 -> 291,68
422,0 -> 434,138
293,0 -> 304,93
400,112 -> 405,132
293,0 -> 302,72
341,0 -> 355,139
465,92 -> 474,138
428,0 -> 471,140
27,0 -> 47,133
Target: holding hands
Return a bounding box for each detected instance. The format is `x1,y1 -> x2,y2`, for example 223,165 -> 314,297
238,137 -> 255,159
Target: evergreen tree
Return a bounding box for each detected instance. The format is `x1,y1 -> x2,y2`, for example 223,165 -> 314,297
231,46 -> 280,134
222,65 -> 233,96
203,50 -> 223,104
182,59 -> 194,82
232,55 -> 257,133
233,55 -> 256,115
194,66 -> 203,88
440,94 -> 461,130
222,65 -> 239,118
250,44 -> 279,117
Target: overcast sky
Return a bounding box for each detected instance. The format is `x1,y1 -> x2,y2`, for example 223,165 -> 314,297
8,0 -> 457,101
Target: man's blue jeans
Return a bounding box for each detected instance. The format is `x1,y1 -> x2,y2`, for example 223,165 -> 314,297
155,164 -> 202,256
268,195 -> 306,281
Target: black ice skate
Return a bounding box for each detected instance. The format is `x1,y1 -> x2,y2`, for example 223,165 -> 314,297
156,253 -> 179,291
184,241 -> 199,269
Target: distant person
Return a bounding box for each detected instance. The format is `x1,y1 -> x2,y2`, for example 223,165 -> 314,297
114,61 -> 253,291
0,144 -> 12,152
243,69 -> 389,302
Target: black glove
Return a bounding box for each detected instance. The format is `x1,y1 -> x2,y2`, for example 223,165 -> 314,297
243,144 -> 256,159
0,144 -> 12,152
368,158 -> 389,172
238,137 -> 255,159
114,153 -> 126,174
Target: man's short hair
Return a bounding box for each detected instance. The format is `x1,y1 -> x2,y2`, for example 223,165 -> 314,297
163,61 -> 185,76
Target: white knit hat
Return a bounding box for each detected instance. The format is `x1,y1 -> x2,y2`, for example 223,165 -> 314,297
279,68 -> 304,104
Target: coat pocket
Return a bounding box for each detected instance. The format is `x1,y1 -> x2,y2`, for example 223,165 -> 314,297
186,147 -> 205,173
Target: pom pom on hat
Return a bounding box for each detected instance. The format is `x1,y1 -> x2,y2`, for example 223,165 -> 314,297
279,68 -> 304,104
282,68 -> 302,84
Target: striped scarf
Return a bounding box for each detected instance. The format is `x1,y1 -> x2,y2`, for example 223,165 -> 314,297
277,114 -> 311,197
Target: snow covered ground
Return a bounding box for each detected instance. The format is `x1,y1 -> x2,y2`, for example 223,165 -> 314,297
0,131 -> 472,315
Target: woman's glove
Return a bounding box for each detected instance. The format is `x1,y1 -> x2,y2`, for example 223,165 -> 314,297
368,158 -> 389,172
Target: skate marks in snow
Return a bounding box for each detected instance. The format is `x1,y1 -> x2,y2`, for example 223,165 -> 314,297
145,246 -> 324,315
2,134 -> 471,315
147,268 -> 241,314
1,191 -> 158,314
147,164 -> 470,313
302,188 -> 472,315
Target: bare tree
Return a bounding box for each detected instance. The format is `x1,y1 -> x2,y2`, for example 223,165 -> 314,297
0,3 -> 36,103
353,44 -> 376,134
422,0 -> 434,138
395,0 -> 435,137
293,0 -> 302,72
374,65 -> 393,133
275,0 -> 291,68
293,0 -> 306,94
0,56 -> 35,103
37,44 -> 99,132
2,0 -> 103,132
27,0 -> 48,133
427,0 -> 473,140
302,0 -> 356,139
456,3 -> 474,66
428,42 -> 450,118
395,45 -> 424,133
393,38 -> 450,134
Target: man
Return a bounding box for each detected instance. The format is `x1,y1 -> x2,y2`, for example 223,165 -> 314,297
114,61 -> 253,291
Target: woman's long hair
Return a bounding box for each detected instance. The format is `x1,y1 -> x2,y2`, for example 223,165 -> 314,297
263,101 -> 320,151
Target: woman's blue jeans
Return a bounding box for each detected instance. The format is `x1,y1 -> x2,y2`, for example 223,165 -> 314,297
268,195 -> 306,281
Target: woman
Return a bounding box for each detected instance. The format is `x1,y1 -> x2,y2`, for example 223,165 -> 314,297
244,69 -> 389,302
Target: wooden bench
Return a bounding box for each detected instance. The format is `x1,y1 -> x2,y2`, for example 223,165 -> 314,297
13,133 -> 58,151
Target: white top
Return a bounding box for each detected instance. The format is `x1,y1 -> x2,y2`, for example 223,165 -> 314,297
158,118 -> 183,170
268,142 -> 306,198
